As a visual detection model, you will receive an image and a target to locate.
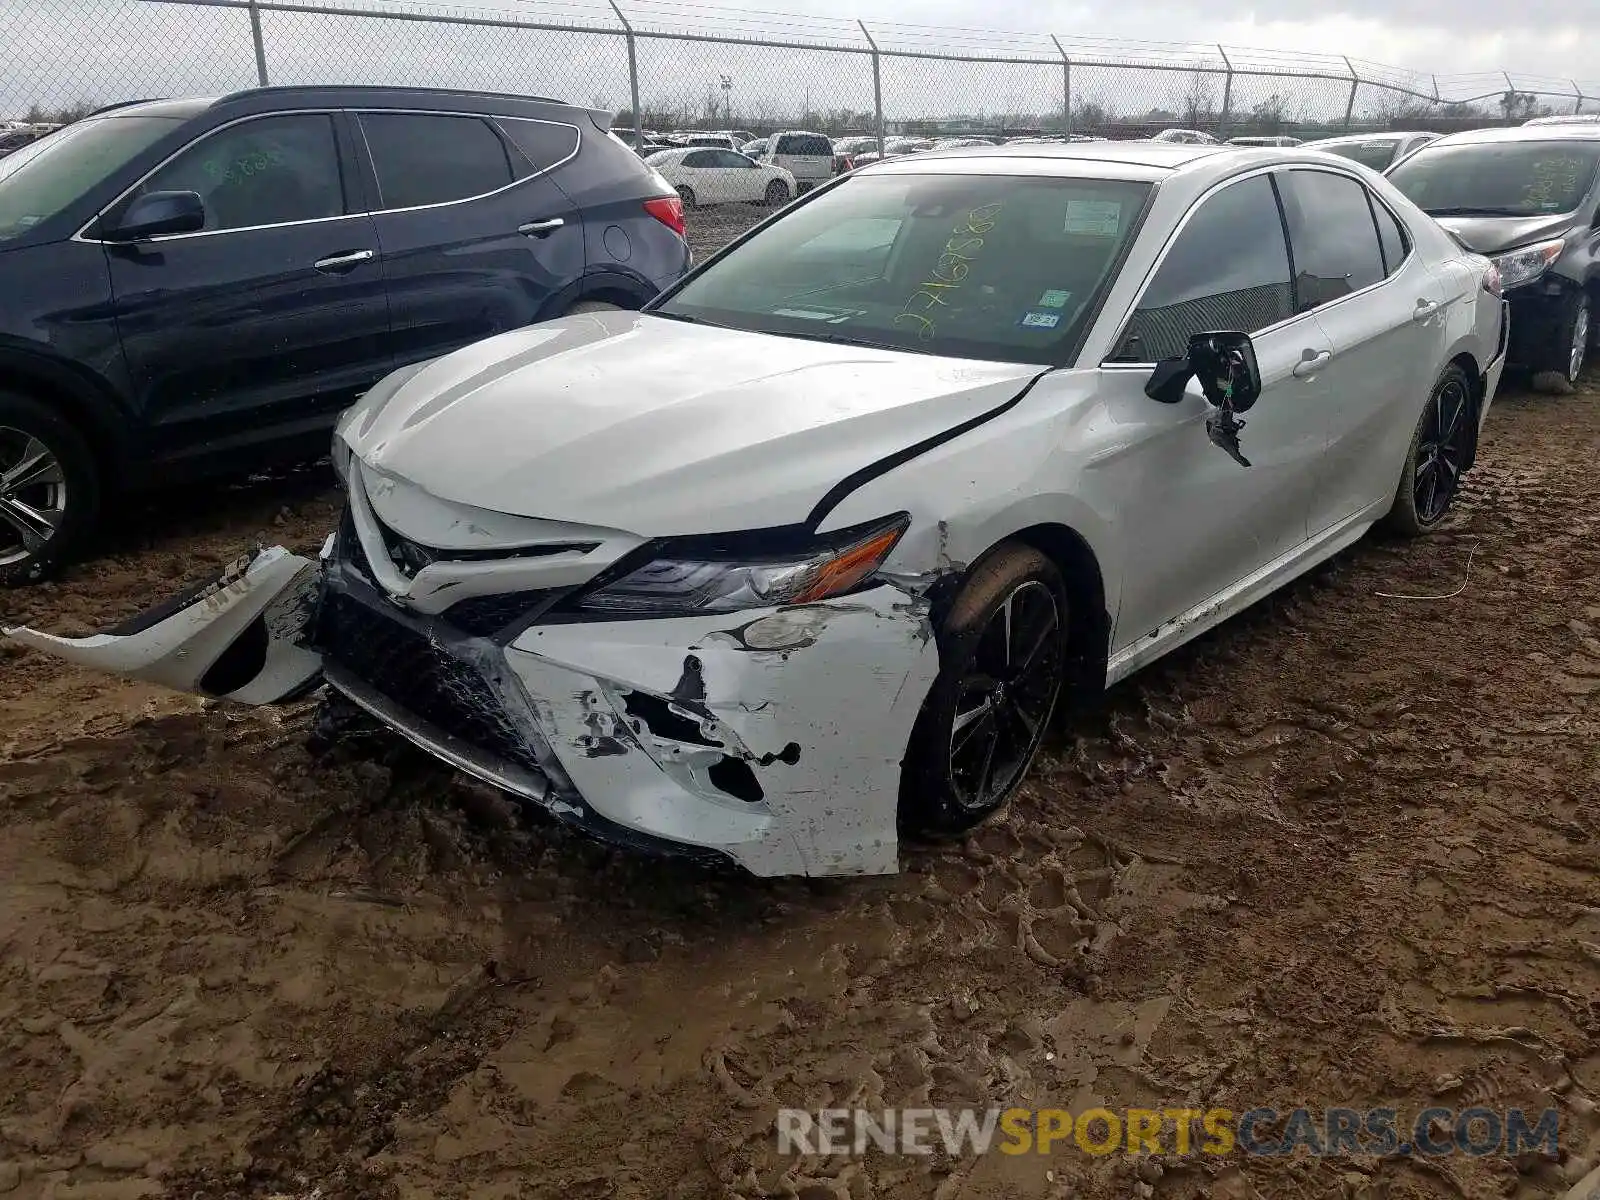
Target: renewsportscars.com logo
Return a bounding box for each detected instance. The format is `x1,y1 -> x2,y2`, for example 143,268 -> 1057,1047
777,1107 -> 1561,1158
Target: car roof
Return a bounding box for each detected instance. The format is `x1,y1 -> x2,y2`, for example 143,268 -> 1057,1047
90,96 -> 216,120
1426,123 -> 1600,147
1311,131 -> 1427,146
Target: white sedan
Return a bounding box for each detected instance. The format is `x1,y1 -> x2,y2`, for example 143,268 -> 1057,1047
644,146 -> 794,208
9,142 -> 1507,877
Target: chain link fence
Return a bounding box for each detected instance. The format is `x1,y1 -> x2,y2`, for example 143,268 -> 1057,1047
6,0 -> 1600,218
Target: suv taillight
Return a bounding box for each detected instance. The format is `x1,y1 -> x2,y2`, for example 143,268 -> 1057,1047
644,196 -> 686,238
1482,263 -> 1502,297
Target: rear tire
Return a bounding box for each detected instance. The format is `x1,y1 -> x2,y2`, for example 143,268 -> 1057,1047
676,185 -> 697,209
0,391 -> 101,588
900,543 -> 1069,836
1382,363 -> 1474,538
763,179 -> 789,206
1529,290 -> 1589,394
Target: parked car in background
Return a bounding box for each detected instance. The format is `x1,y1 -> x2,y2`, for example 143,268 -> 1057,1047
0,128 -> 41,157
848,137 -> 933,167
757,131 -> 833,191
931,137 -> 999,150
680,133 -> 739,151
831,135 -> 880,174
1309,131 -> 1439,171
1152,128 -> 1221,144
1524,114 -> 1600,127
1386,123 -> 1600,393
1229,135 -> 1301,147
0,85 -> 691,584
644,146 -> 793,207
740,137 -> 767,157
12,139 -> 1506,878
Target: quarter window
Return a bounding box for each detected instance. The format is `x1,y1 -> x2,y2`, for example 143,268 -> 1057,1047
1115,174 -> 1293,363
139,113 -> 344,233
360,113 -> 513,209
1278,170 -> 1387,311
681,150 -> 717,168
496,118 -> 579,171
1372,199 -> 1410,276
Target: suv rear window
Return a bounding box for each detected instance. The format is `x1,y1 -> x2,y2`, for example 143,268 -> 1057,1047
656,171 -> 1151,365
776,135 -> 831,157
1388,139 -> 1600,216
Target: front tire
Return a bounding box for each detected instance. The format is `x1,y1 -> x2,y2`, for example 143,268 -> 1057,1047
0,392 -> 100,588
900,543 -> 1069,836
1530,290 -> 1589,394
1383,362 -> 1474,537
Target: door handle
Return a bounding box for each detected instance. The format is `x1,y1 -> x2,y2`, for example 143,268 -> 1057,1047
313,249 -> 375,273
518,217 -> 566,237
1292,349 -> 1332,378
1412,298 -> 1441,322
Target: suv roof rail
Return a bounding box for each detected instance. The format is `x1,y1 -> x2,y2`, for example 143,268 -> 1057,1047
86,98 -> 168,116
213,84 -> 570,106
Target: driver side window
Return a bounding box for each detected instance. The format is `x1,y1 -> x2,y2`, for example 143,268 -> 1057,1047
138,114 -> 345,233
1112,174 -> 1293,363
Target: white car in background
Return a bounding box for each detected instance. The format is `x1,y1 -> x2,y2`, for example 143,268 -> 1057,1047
757,130 -> 834,191
644,146 -> 794,208
9,141 -> 1506,878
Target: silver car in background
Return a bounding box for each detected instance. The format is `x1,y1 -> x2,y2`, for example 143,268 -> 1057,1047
9,141 -> 1507,877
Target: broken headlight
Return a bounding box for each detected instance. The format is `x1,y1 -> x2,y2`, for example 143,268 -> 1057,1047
570,514 -> 910,617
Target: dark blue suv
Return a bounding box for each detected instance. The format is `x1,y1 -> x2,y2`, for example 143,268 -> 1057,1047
0,86 -> 691,584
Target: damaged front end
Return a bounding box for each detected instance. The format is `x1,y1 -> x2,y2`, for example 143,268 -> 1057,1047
5,483 -> 942,877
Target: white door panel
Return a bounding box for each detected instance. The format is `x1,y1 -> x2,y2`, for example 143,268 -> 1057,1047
1105,314 -> 1333,655
1307,261 -> 1446,534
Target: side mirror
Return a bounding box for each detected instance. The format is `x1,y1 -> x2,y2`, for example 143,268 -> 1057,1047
1142,330 -> 1262,412
105,190 -> 204,242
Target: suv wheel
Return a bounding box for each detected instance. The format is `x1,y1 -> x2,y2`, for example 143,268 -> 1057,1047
1531,290 -> 1590,394
0,392 -> 100,587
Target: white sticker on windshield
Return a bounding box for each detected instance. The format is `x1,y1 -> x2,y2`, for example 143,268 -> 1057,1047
1037,289 -> 1072,308
772,307 -> 858,323
1064,199 -> 1123,236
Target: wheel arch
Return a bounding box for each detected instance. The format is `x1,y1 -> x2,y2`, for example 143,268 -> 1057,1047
534,269 -> 657,322
1445,349 -> 1483,471
0,351 -> 132,489
949,522 -> 1111,704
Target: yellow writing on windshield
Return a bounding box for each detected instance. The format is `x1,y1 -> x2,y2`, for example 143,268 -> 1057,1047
894,202 -> 1003,341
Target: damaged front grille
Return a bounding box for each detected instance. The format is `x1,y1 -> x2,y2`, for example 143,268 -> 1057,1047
315,591 -> 548,778
444,590 -> 561,637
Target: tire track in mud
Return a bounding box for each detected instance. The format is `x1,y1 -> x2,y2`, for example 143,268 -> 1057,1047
0,381 -> 1596,1200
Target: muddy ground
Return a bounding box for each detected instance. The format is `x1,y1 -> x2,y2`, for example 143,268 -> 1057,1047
1,226 -> 1598,1198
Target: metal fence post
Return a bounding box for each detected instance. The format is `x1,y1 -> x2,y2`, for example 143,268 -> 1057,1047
246,0 -> 268,85
1217,45 -> 1233,137
859,20 -> 884,157
608,0 -> 642,151
1573,80 -> 1585,115
1342,56 -> 1359,131
1050,35 -> 1072,139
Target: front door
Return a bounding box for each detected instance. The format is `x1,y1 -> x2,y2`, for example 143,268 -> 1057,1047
1102,171 -> 1334,657
104,111 -> 391,465
356,110 -> 586,368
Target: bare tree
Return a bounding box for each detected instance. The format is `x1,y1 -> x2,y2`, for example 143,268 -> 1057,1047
1181,69 -> 1220,127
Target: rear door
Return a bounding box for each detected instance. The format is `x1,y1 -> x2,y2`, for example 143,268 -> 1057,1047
1275,168 -> 1446,535
103,111 -> 390,461
356,109 -> 585,367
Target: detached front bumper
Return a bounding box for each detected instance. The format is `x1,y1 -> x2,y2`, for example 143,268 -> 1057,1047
315,556 -> 940,877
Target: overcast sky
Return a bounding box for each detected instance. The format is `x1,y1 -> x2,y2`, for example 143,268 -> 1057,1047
2,0 -> 1595,118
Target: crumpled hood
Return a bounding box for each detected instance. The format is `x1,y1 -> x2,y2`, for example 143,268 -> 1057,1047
338,310 -> 1042,537
1433,211 -> 1574,256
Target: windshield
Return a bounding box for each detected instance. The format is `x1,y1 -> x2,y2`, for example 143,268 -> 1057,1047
1388,139 -> 1600,216
656,171 -> 1151,364
0,115 -> 181,240
1318,139 -> 1399,170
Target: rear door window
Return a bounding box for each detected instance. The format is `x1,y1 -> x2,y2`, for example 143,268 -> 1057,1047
1115,174 -> 1293,362
681,150 -> 717,169
1277,169 -> 1386,311
360,113 -> 513,209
